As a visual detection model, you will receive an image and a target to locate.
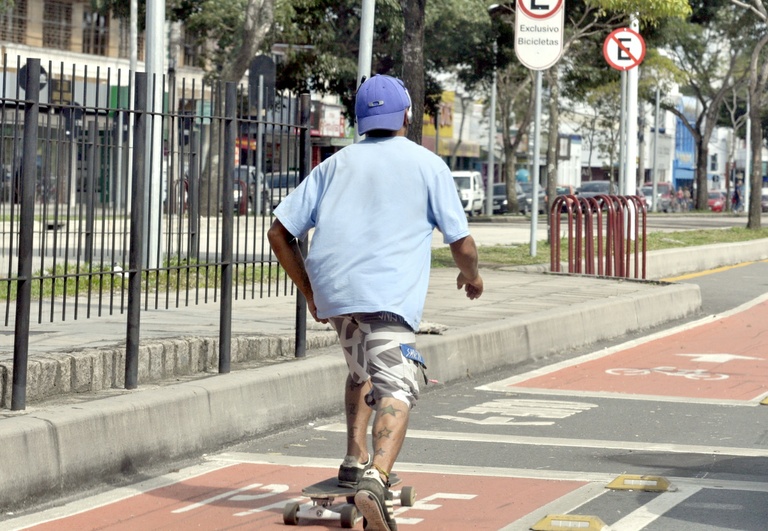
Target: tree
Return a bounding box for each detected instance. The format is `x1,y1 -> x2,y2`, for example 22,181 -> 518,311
656,9 -> 751,210
583,82 -> 623,182
272,0 -> 491,132
730,0 -> 768,229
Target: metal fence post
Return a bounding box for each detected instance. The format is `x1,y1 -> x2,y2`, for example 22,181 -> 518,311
84,120 -> 97,264
11,58 -> 41,411
294,93 -> 311,359
188,129 -> 199,257
219,82 -> 236,374
125,73 -> 147,390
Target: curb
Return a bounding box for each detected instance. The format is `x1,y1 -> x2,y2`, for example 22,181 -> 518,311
0,281 -> 700,511
2,240 -> 765,408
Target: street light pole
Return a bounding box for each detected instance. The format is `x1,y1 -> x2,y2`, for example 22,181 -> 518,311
355,0 -> 375,143
486,40 -> 497,217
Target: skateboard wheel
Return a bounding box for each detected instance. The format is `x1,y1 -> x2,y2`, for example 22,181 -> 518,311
400,486 -> 416,507
282,501 -> 300,525
340,504 -> 358,528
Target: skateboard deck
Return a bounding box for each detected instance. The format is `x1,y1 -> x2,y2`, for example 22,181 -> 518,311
283,472 -> 416,528
302,472 -> 401,499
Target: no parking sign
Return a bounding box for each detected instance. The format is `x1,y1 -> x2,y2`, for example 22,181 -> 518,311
603,27 -> 646,71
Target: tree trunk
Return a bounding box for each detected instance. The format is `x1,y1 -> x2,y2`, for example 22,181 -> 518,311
747,89 -> 763,229
400,0 -> 426,145
200,85 -> 223,217
545,69 -> 559,218
503,90 -> 534,215
219,0 -> 275,83
695,137 -> 709,211
745,31 -> 768,229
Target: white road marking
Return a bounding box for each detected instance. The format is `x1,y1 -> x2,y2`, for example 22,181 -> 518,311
608,484 -> 701,530
436,398 -> 598,425
475,385 -> 767,406
676,353 -> 762,363
217,453 -> 768,493
216,452 -> 618,483
314,423 -> 768,458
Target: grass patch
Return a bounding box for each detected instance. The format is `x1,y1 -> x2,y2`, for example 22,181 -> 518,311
0,258 -> 287,301
432,227 -> 768,268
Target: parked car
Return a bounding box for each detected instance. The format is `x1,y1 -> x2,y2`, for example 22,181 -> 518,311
452,171 -> 485,216
266,171 -> 302,210
762,191 -> 768,213
492,182 -> 525,214
642,181 -> 676,212
707,191 -> 726,212
519,182 -> 546,214
577,180 -> 617,199
639,186 -> 654,209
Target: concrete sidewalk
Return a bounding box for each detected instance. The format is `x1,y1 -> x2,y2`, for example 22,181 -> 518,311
1,238 -> 767,513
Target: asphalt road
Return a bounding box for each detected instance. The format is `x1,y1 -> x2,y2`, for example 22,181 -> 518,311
5,218 -> 768,531
217,260 -> 768,530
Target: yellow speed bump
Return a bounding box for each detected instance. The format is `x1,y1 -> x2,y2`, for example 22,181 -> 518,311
761,396 -> 768,405
531,514 -> 608,531
607,474 -> 674,492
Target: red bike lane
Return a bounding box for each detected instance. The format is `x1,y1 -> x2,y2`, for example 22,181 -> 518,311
504,296 -> 768,402
20,461 -> 587,530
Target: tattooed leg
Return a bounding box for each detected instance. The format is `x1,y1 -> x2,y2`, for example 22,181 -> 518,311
345,375 -> 373,463
370,396 -> 410,477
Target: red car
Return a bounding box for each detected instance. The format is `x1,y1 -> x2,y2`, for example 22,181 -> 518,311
708,191 -> 726,212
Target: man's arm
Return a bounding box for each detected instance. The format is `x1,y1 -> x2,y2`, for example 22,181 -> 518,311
266,219 -> 326,322
449,235 -> 483,300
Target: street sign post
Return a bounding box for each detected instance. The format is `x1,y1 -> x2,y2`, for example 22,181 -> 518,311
603,27 -> 646,71
514,0 -> 565,71
513,0 -> 565,257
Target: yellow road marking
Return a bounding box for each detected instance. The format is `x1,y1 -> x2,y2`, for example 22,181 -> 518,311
607,474 -> 673,492
662,260 -> 768,282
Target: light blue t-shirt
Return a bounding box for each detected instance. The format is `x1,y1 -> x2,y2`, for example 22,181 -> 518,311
274,136 -> 469,330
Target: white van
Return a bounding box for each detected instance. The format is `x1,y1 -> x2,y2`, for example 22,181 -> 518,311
452,170 -> 486,216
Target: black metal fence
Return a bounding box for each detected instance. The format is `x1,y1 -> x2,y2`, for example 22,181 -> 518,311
1,57 -> 310,409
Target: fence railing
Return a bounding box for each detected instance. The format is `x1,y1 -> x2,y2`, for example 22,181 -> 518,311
1,57 -> 310,409
550,194 -> 647,279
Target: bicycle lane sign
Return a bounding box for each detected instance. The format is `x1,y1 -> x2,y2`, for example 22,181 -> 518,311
481,297 -> 768,403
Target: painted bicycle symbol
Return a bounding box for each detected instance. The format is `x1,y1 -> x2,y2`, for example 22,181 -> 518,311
605,366 -> 729,381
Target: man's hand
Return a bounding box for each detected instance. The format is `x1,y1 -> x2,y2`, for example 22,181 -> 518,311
457,272 -> 483,300
450,236 -> 482,300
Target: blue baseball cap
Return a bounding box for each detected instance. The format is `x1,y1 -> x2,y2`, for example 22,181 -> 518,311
355,75 -> 411,135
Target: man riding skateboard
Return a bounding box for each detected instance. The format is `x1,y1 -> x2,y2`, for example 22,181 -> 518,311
268,74 -> 483,530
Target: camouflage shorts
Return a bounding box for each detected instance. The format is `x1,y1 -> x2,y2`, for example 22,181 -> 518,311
329,312 -> 421,409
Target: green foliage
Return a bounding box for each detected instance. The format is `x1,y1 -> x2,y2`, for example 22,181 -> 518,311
586,0 -> 692,22
271,0 -> 496,119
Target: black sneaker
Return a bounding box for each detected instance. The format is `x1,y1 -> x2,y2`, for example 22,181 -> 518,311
338,454 -> 372,487
354,468 -> 397,531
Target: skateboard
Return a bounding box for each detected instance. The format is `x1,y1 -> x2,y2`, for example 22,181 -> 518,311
283,472 -> 416,528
